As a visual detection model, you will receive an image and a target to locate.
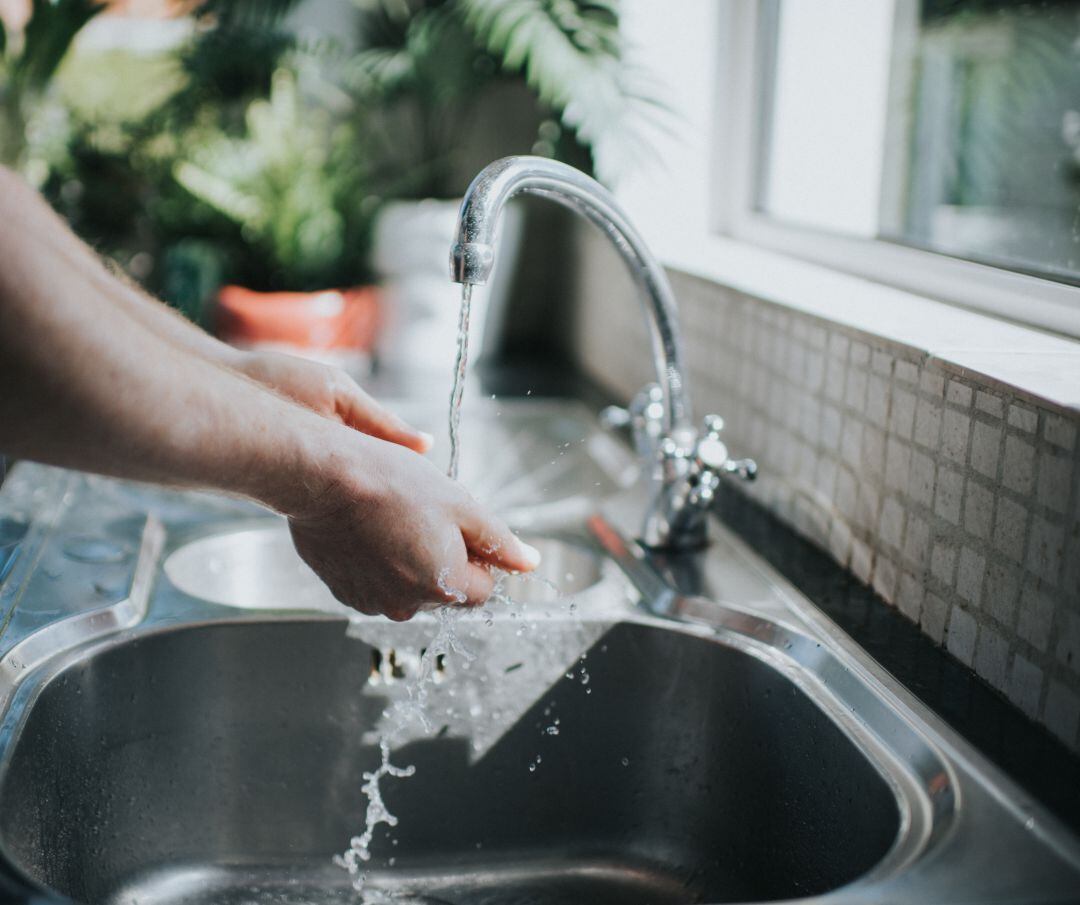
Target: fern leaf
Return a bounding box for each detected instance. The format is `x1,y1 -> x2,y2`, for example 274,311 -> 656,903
173,160 -> 266,226
461,0 -> 664,183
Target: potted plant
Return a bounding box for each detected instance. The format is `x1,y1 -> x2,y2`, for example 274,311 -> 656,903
342,0 -> 659,369
172,64 -> 382,372
10,0 -> 310,317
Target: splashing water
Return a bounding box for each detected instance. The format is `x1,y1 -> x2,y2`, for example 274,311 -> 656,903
336,282 -> 583,897
333,738 -> 415,876
447,284 -> 473,482
334,604 -> 475,893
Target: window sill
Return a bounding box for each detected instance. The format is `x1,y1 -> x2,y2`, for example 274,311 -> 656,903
663,233 -> 1080,415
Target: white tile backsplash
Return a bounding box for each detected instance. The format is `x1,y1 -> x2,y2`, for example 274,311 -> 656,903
976,391 -> 1004,419
975,626 -> 1010,688
572,237 -> 1080,751
970,420 -> 1002,480
1008,655 -> 1044,720
1045,680 -> 1080,745
947,607 -> 978,666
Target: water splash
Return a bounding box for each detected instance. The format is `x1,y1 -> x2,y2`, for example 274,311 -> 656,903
335,604 -> 475,894
336,280 -> 593,897
333,737 -> 415,876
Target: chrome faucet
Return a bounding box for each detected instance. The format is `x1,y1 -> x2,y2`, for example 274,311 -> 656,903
450,156 -> 755,550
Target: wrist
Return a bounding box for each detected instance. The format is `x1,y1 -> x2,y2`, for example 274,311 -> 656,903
248,413 -> 368,520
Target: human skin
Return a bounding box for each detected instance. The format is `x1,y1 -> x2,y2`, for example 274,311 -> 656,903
0,166 -> 538,620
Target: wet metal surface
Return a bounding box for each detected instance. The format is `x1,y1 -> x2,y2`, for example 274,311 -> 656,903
0,620 -> 897,905
0,399 -> 1078,904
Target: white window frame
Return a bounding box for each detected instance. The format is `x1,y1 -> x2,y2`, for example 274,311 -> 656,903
715,0 -> 1080,339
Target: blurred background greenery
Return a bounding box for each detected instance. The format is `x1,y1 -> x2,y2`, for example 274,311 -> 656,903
0,0 -> 656,323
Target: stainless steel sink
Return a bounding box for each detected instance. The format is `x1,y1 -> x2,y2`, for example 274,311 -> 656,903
0,399 -> 1079,905
0,617 -> 898,905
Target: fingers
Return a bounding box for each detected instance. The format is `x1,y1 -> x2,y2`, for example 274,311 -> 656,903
458,505 -> 541,573
438,561 -> 496,608
336,382 -> 432,454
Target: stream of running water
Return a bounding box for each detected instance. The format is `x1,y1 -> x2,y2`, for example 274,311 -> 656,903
336,282 -> 491,895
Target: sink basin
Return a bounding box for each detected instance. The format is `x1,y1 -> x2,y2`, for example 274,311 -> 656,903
0,618 -> 899,904
163,524 -> 610,611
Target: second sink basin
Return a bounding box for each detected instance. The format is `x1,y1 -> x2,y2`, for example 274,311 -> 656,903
163,523 -> 609,611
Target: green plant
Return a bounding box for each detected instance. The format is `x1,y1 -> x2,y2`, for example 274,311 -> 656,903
17,0 -> 658,302
173,66 -> 375,291
345,0 -> 659,197
462,0 -> 656,181
28,0 -> 311,309
0,0 -> 107,167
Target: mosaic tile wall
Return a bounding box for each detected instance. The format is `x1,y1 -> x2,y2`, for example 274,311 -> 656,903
571,235 -> 1080,752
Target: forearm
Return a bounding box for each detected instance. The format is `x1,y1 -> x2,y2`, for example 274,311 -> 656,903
6,166 -> 242,368
104,264 -> 245,367
0,173 -> 338,514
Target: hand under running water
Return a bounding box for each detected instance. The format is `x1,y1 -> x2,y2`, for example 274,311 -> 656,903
0,164 -> 536,623
284,423 -> 541,621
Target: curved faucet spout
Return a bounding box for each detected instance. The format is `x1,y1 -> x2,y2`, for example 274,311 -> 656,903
449,155 -> 691,437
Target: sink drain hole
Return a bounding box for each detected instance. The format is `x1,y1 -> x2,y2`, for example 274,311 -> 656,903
369,648 -> 447,684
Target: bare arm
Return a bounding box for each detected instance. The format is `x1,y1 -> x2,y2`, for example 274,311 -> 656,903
0,168 -> 537,619
18,185 -> 431,452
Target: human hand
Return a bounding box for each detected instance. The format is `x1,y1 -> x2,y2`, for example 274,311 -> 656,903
285,428 -> 540,621
235,350 -> 431,453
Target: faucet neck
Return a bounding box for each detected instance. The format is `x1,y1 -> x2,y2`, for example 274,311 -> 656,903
451,156 -> 692,438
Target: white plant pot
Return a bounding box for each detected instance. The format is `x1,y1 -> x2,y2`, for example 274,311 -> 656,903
372,198 -> 524,374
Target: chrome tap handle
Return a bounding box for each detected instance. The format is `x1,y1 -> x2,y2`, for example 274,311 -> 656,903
723,458 -> 758,481
642,415 -> 757,550
693,414 -> 755,485
600,384 -> 669,462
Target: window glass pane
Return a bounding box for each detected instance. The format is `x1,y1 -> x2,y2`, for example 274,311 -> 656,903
756,0 -> 1080,284
761,0 -> 896,236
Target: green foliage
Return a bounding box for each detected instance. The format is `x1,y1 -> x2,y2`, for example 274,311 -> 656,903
347,0 -> 659,194
15,0 -> 657,301
15,0 -> 106,93
25,0 -> 308,305
173,67 -> 375,291
0,0 -> 107,166
461,0 -> 658,181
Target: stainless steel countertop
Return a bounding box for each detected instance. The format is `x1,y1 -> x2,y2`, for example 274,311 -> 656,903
0,396 -> 1078,904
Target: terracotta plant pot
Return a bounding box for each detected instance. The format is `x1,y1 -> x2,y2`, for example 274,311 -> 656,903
215,285 -> 381,373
